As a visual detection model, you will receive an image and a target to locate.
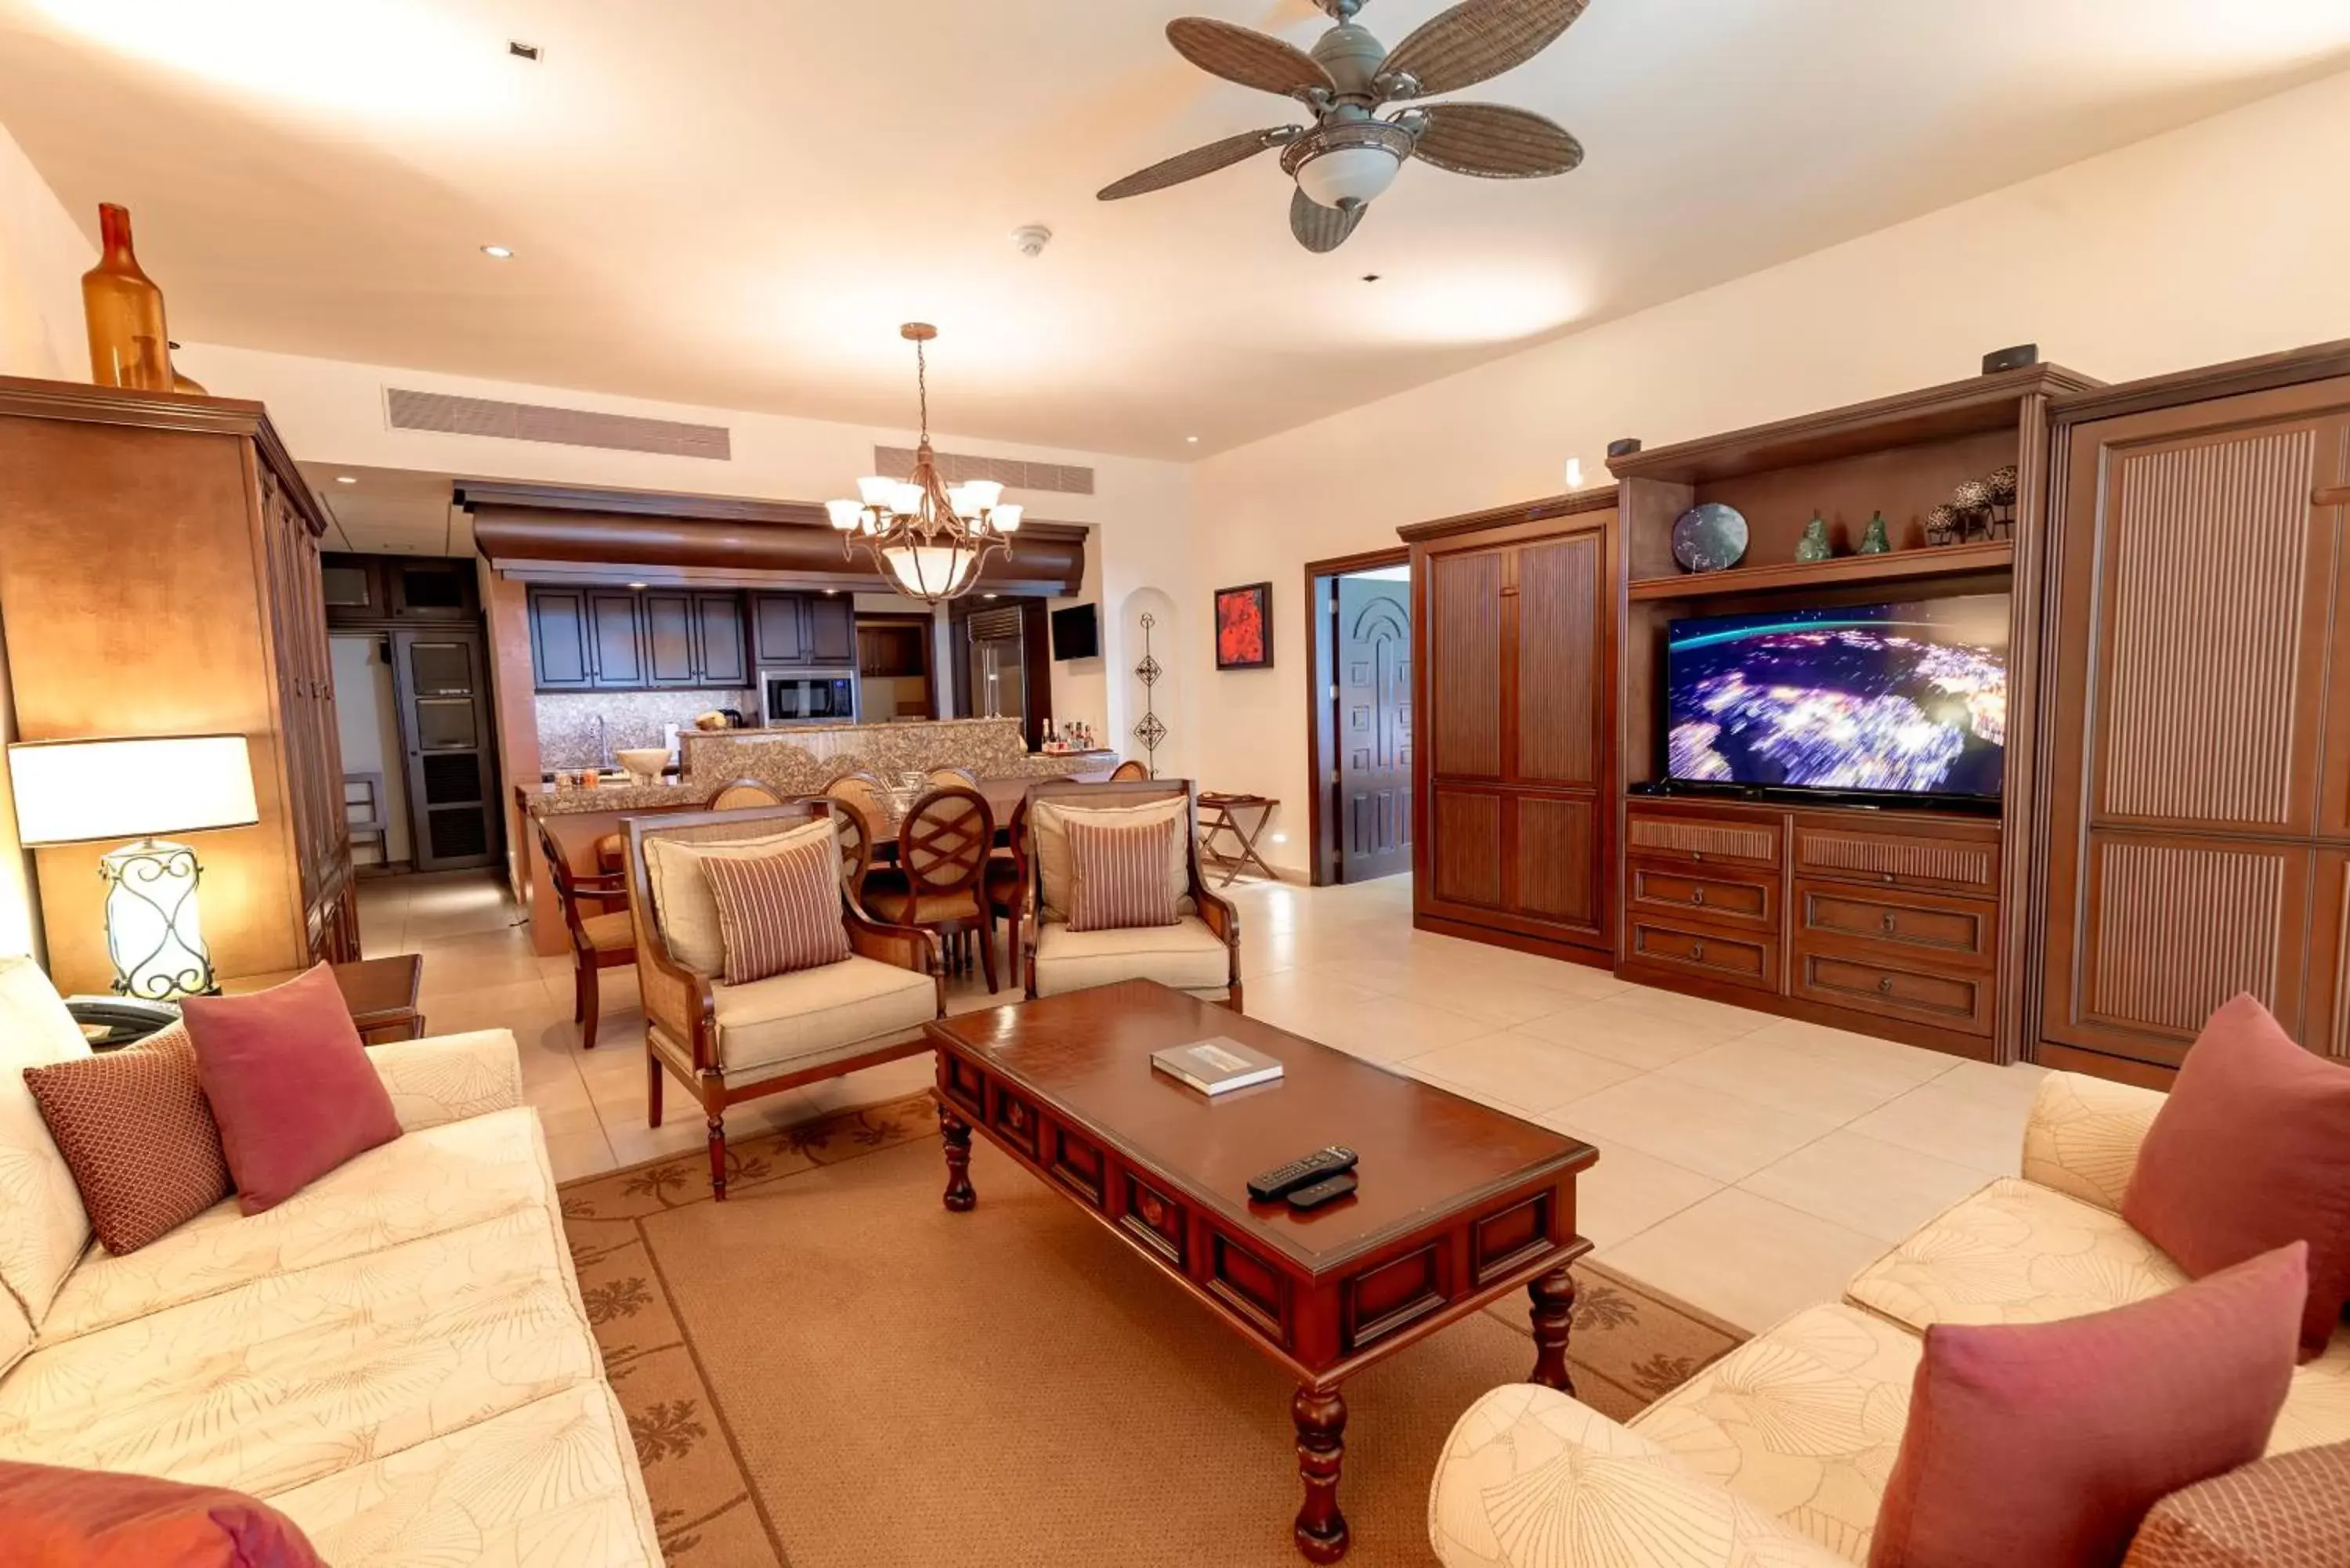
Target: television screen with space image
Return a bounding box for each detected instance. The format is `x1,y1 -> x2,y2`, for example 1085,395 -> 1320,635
1665,594 -> 2009,799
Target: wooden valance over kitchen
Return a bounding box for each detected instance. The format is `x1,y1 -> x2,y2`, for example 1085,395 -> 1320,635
461,481 -> 1088,596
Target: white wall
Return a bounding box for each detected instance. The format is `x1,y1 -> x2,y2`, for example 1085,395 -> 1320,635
177,342 -> 1198,778
328,634 -> 412,865
1188,68 -> 2350,878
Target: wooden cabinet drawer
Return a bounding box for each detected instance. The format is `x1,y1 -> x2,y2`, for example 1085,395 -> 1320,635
1792,819 -> 2000,895
1626,807 -> 1781,869
1794,948 -> 1994,1035
1121,1172 -> 1188,1267
1626,917 -> 1777,992
1629,858 -> 1779,931
1795,880 -> 1996,967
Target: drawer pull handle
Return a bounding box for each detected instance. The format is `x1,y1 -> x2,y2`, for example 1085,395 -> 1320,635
1882,872 -> 1896,883
1691,940 -> 1706,960
1690,888 -> 1706,905
1881,912 -> 1897,934
1878,977 -> 1895,994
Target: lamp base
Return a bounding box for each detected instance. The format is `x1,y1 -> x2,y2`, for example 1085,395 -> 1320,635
98,836 -> 218,1001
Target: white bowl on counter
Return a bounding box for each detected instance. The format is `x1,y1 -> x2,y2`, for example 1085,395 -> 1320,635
615,748 -> 672,786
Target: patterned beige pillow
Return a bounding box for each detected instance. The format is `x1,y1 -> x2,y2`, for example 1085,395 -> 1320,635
1029,795 -> 1190,920
645,818 -> 834,977
0,955 -> 97,1325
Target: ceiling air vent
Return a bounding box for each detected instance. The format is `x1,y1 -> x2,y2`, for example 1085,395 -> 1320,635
873,446 -> 1092,497
387,388 -> 731,461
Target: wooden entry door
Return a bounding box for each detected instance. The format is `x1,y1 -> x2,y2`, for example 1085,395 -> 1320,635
392,629 -> 504,872
1336,575 -> 1412,882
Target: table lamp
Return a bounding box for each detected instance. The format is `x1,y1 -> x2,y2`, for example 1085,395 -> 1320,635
7,735 -> 259,999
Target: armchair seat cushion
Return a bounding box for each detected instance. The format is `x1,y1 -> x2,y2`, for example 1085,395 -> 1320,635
1032,916 -> 1231,999
1844,1176 -> 2188,1334
580,911 -> 635,952
710,956 -> 935,1079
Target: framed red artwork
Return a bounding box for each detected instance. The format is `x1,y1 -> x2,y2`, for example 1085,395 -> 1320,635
1214,582 -> 1274,670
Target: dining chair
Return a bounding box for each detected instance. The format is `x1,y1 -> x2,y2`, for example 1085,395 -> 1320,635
862,784 -> 999,993
533,815 -> 635,1050
710,778 -> 782,810
1108,758 -> 1150,782
927,765 -> 979,788
825,773 -> 907,907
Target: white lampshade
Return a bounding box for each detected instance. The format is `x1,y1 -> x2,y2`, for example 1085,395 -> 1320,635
891,482 -> 925,516
856,476 -> 897,507
8,735 -> 258,846
883,544 -> 975,602
945,484 -> 975,518
990,503 -> 1023,533
960,479 -> 1004,513
825,498 -> 862,532
1295,145 -> 1401,211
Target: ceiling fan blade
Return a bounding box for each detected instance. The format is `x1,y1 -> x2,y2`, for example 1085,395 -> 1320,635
1411,103 -> 1583,178
1167,16 -> 1336,98
1097,128 -> 1292,201
1290,187 -> 1367,253
1380,0 -> 1588,98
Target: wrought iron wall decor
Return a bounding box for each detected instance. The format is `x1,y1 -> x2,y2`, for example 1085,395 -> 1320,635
1131,612 -> 1166,779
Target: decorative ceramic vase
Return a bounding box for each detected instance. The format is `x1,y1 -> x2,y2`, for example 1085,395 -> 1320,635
81,204 -> 174,392
1859,512 -> 1891,554
1795,515 -> 1832,562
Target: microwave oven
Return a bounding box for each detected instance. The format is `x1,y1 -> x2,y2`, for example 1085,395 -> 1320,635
760,668 -> 859,726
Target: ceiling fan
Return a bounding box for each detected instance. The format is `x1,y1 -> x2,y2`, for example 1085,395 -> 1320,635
1098,0 -> 1589,252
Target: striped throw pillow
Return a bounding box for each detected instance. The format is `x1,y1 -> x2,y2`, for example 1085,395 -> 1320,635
1067,815 -> 1184,934
700,837 -> 852,985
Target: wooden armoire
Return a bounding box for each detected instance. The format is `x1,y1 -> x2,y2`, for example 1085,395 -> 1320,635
1401,493 -> 1618,964
0,378 -> 359,992
2035,342 -> 2350,1082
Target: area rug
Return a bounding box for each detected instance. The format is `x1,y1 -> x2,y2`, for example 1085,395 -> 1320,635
560,1093 -> 1745,1568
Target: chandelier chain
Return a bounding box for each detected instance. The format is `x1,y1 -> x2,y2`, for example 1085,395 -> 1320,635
916,340 -> 929,437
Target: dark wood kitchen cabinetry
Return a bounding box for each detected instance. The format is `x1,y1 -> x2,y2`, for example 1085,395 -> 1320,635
752,592 -> 855,667
529,587 -> 751,692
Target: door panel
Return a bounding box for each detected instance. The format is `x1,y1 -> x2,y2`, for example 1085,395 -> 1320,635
1337,575 -> 1412,883
392,630 -> 501,871
1427,549 -> 1502,779
806,594 -> 856,663
753,594 -> 808,664
1512,795 -> 1599,928
528,588 -> 591,690
2308,850 -> 2350,1061
587,592 -> 644,688
643,593 -> 698,686
695,593 -> 750,686
1513,533 -> 1601,787
1431,789 -> 1503,909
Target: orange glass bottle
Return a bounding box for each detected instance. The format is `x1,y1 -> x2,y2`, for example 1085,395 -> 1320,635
81,203 -> 173,392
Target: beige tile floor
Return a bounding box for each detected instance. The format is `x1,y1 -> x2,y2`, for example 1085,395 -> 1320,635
358,866 -> 2046,1333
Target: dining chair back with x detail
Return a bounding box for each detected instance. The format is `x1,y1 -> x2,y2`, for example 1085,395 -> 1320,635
866,783 -> 999,992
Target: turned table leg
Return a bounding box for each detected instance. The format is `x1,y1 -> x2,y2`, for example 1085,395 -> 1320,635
938,1101 -> 976,1212
1528,1266 -> 1578,1395
1292,1385 -> 1349,1563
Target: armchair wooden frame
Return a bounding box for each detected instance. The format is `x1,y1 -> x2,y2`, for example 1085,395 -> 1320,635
624,800 -> 945,1200
1011,778 -> 1245,1012
534,814 -> 634,1050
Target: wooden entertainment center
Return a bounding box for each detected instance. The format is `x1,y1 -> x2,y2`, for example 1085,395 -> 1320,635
1405,341 -> 2350,1082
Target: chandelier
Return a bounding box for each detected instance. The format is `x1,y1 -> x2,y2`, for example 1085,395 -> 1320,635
827,323 -> 1021,604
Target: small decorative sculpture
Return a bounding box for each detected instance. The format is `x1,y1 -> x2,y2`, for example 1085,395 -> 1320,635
1859,512 -> 1891,554
1795,515 -> 1832,562
1925,504 -> 1961,547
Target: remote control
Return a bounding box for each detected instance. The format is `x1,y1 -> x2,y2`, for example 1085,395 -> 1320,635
1285,1172 -> 1358,1211
1247,1145 -> 1357,1204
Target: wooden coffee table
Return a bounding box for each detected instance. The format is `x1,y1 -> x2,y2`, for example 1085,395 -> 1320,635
925,980 -> 1596,1562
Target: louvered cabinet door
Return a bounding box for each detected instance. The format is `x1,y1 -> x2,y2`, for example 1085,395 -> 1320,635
2041,382 -> 2350,1065
1506,530 -> 1611,938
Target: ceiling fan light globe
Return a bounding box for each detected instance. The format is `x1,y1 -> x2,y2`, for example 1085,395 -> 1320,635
1296,144 -> 1401,211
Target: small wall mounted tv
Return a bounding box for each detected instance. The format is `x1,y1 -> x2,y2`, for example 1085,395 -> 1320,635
1050,602 -> 1099,661
1666,594 -> 2008,800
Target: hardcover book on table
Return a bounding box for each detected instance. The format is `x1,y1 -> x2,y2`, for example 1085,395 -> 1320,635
1152,1037 -> 1283,1096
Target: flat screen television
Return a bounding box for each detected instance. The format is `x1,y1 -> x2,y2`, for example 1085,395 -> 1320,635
1050,602 -> 1099,661
1666,594 -> 2009,800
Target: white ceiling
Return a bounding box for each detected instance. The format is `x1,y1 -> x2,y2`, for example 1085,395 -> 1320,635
298,463 -> 471,557
5,1 -> 2348,459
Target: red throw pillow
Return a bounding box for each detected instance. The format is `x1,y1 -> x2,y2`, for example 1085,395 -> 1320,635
0,1457 -> 325,1566
2122,993 -> 2350,1359
179,964 -> 400,1215
1870,1242 -> 2306,1568
699,838 -> 851,985
1066,815 -> 1184,934
23,1021 -> 232,1254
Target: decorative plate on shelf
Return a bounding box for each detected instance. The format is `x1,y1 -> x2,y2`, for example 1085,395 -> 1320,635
1672,503 -> 1749,573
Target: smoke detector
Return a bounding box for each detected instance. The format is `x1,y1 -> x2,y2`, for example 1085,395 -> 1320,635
1011,224 -> 1053,259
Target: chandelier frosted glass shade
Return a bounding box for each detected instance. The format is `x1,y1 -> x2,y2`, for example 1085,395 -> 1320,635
884,544 -> 979,602
1295,144 -> 1402,211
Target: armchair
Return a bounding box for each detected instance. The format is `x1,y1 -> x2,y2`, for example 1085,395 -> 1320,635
624,800 -> 942,1199
1011,778 -> 1243,1011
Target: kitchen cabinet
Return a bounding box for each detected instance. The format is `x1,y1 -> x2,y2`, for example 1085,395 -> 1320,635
696,593 -> 750,685
529,588 -> 594,689
588,592 -> 646,688
754,591 -> 855,667
643,593 -> 699,686
530,587 -> 755,691
807,594 -> 855,663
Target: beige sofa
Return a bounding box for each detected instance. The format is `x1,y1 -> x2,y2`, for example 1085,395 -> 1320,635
1429,1071 -> 2350,1567
0,956 -> 660,1566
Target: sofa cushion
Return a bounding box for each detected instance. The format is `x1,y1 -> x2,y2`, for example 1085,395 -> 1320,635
367,1028 -> 526,1134
0,1455 -> 326,1566
1630,1303 -> 1922,1563
0,954 -> 96,1325
1067,814 -> 1184,934
645,819 -> 830,977
0,1291 -> 26,1382
40,1106 -> 558,1344
1029,794 -> 1189,920
2123,994 -> 2350,1359
267,1382 -> 661,1568
1032,916 -> 1230,999
182,964 -> 403,1216
710,954 -> 935,1079
1845,1176 -> 2187,1333
2122,1439 -> 2350,1568
0,1205 -> 599,1498
1866,1244 -> 2305,1568
23,1021 -> 232,1255
2022,1071 -> 2167,1215
701,837 -> 851,985
2272,1339 -> 2350,1457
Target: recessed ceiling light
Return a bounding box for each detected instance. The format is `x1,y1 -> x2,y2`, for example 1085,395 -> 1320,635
480,244 -> 515,259
1186,435 -> 1199,444
822,588 -> 839,596
508,41 -> 541,61
982,593 -> 999,600
334,475 -> 358,485
625,581 -> 648,591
